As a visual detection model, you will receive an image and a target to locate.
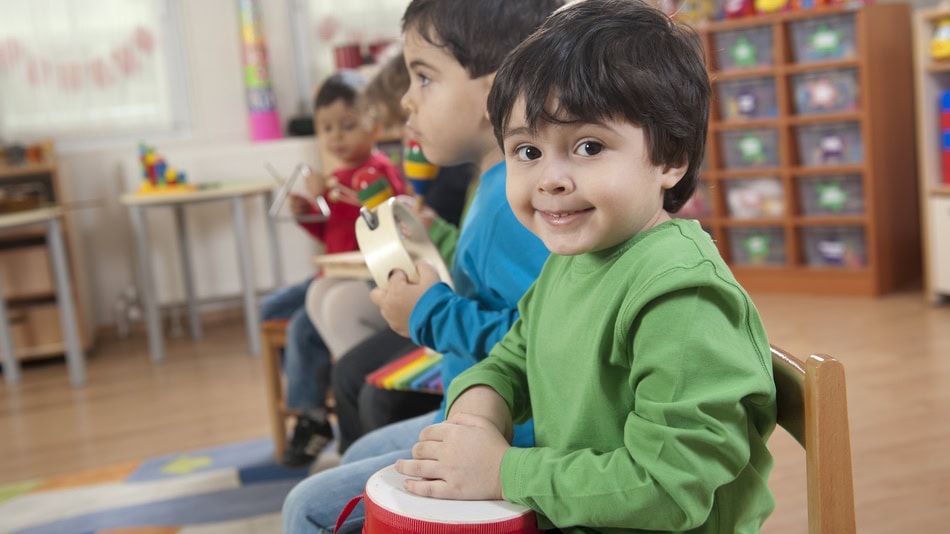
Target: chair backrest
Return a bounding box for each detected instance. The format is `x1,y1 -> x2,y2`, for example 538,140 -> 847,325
770,345 -> 856,534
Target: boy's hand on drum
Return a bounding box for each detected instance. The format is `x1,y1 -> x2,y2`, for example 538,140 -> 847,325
395,413 -> 509,501
370,260 -> 441,337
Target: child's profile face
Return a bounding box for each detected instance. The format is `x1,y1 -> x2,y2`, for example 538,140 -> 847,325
502,97 -> 686,256
400,26 -> 494,168
314,99 -> 377,167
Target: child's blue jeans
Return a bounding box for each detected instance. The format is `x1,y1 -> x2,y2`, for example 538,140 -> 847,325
281,411 -> 435,534
260,278 -> 331,413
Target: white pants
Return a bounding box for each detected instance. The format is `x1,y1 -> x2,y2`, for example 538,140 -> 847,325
305,276 -> 387,361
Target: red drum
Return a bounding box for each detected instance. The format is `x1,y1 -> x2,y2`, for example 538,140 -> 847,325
336,465 -> 542,534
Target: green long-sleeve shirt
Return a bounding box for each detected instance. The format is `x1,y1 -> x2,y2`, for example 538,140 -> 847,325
447,219 -> 776,533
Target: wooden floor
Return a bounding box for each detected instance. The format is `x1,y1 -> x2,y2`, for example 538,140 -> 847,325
1,291 -> 948,532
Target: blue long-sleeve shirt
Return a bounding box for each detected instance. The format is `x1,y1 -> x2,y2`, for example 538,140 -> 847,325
409,161 -> 548,447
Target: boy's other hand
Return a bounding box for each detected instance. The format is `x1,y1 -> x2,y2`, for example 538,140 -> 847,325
394,194 -> 437,230
369,260 -> 441,337
305,168 -> 328,197
395,413 -> 508,501
289,193 -> 312,216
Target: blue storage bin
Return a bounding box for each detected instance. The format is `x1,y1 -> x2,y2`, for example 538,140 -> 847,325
797,175 -> 864,215
789,13 -> 857,63
719,128 -> 781,169
724,177 -> 785,219
791,68 -> 860,115
801,225 -> 867,268
728,226 -> 786,266
713,26 -> 774,71
717,77 -> 778,120
794,122 -> 863,166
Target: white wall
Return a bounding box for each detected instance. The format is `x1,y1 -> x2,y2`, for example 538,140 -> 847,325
58,0 -> 323,327
53,0 -> 940,328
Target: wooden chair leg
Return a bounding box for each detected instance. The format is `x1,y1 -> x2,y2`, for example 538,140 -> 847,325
261,321 -> 289,464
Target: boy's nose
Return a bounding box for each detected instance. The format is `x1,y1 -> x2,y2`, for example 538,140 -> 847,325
537,162 -> 574,195
400,91 -> 413,114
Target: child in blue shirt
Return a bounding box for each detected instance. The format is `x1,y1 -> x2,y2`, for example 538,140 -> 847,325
281,1 -> 563,532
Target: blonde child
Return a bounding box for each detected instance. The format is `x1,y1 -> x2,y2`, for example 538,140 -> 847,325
309,45 -> 474,454
261,69 -> 405,467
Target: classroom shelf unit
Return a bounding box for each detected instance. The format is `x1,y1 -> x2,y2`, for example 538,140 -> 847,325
912,6 -> 950,304
686,4 -> 920,296
0,156 -> 93,362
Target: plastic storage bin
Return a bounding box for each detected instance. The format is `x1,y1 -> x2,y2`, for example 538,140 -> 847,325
727,226 -> 786,266
789,13 -> 857,63
713,26 -> 773,71
797,174 -> 864,215
725,177 -> 785,219
794,122 -> 863,166
716,77 -> 778,120
719,128 -> 780,169
801,225 -> 867,267
791,68 -> 860,115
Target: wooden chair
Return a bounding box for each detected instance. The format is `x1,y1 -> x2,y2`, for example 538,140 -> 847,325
260,318 -> 337,464
771,345 -> 856,534
261,319 -> 295,463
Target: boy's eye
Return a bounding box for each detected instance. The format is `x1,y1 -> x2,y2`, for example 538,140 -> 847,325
413,72 -> 431,87
515,145 -> 542,161
342,121 -> 357,131
575,141 -> 604,156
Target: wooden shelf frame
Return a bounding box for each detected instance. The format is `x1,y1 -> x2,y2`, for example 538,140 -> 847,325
0,155 -> 94,361
692,4 -> 919,296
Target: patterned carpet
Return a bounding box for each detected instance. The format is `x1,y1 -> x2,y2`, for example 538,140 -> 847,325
0,438 -> 317,534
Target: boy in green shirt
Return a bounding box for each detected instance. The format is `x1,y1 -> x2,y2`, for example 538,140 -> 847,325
395,1 -> 778,532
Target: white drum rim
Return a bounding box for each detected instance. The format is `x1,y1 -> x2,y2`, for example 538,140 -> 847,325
365,465 -> 533,523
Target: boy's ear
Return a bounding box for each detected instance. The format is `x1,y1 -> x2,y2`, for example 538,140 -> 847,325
480,73 -> 496,121
659,160 -> 688,190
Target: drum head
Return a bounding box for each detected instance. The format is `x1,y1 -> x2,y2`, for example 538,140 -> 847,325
365,465 -> 532,523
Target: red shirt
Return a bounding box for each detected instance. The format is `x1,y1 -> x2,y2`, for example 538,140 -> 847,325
299,150 -> 405,254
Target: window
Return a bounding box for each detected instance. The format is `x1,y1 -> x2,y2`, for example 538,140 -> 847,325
0,0 -> 187,141
289,0 -> 409,109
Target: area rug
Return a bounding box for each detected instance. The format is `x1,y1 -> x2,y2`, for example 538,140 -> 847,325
0,437 -> 321,534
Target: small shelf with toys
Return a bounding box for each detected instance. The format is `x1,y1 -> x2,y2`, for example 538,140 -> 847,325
913,4 -> 950,303
681,2 -> 920,296
0,141 -> 94,362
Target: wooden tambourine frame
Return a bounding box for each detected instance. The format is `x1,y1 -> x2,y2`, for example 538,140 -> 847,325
355,197 -> 453,290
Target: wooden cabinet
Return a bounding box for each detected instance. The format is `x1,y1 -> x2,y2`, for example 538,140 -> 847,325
913,6 -> 950,303
0,158 -> 92,361
688,4 -> 919,296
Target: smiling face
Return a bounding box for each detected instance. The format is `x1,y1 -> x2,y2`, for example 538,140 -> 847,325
400,26 -> 498,172
313,99 -> 377,167
502,97 -> 687,256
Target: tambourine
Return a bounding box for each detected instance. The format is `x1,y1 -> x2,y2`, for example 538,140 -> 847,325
334,464 -> 542,534
355,197 -> 453,290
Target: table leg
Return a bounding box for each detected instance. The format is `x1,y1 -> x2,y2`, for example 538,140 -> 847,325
174,205 -> 202,341
129,205 -> 165,363
46,217 -> 86,386
231,196 -> 261,356
0,277 -> 21,384
263,191 -> 284,288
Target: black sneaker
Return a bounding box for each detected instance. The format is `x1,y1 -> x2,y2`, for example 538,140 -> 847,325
282,415 -> 334,468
